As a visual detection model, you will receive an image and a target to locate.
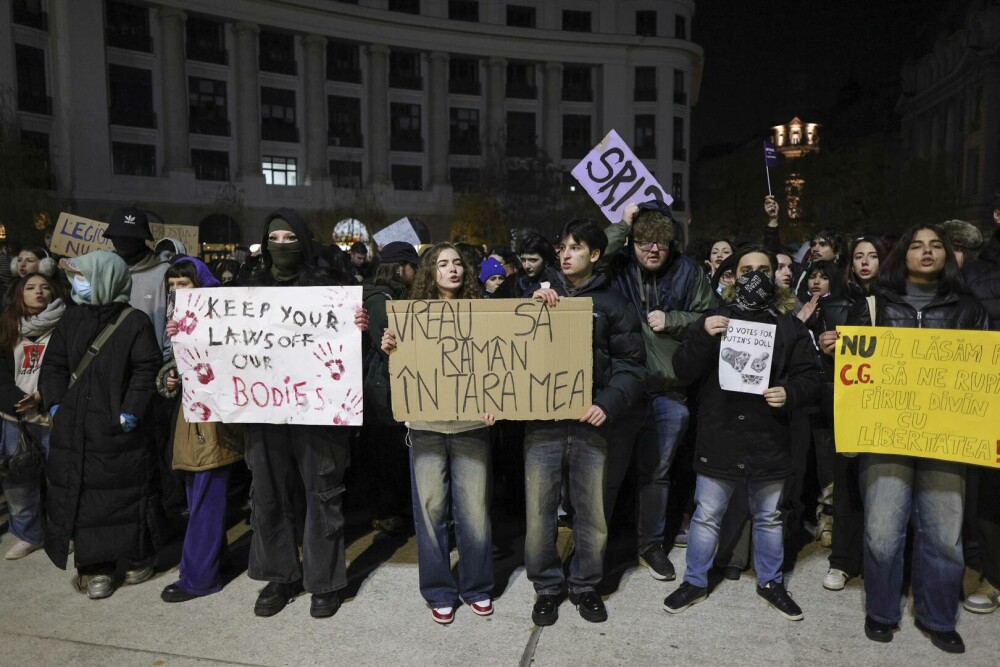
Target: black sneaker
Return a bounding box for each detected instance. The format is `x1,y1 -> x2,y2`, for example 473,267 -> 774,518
757,581 -> 803,621
569,591 -> 608,623
662,581 -> 708,614
864,615 -> 898,643
639,545 -> 676,581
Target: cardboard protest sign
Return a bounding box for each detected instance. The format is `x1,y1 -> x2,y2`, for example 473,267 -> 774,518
834,326 -> 1000,469
570,129 -> 673,224
171,286 -> 364,426
51,212 -> 200,257
718,319 -> 776,395
372,218 -> 421,248
387,299 -> 593,421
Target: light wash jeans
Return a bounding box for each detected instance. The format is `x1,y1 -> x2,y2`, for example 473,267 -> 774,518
1,419 -> 49,545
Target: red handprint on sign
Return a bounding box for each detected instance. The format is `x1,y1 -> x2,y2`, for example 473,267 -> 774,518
312,342 -> 346,381
181,349 -> 215,385
183,389 -> 212,422
176,294 -> 205,334
332,388 -> 363,425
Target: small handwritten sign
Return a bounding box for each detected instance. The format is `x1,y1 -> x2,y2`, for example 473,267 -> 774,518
718,319 -> 776,395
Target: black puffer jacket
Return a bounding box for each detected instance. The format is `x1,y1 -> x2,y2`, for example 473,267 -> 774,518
674,292 -> 824,482
962,258 -> 1000,331
548,274 -> 646,423
40,303 -> 163,569
846,288 -> 988,330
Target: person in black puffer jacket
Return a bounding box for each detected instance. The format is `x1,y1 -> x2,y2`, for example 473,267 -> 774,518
844,224 -> 987,653
663,244 -> 823,621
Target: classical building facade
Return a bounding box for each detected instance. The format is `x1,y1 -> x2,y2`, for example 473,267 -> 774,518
898,2 -> 1000,223
1,0 -> 702,247
771,116 -> 820,220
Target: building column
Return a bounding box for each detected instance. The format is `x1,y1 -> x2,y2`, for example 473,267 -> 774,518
543,62 -> 562,162
303,34 -> 328,181
600,62 -> 628,149
655,64 -> 673,191
485,56 -> 506,156
0,0 -> 16,127
158,7 -> 190,173
428,51 -> 449,187
367,44 -> 390,185
233,21 -> 261,180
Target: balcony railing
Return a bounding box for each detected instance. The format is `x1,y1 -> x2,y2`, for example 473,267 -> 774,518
390,135 -> 424,152
449,139 -> 481,155
328,132 -> 363,148
261,123 -> 300,143
507,82 -> 537,99
107,31 -> 152,53
260,57 -> 297,76
187,43 -> 228,65
194,164 -> 230,181
389,73 -> 423,90
110,108 -> 157,128
562,86 -> 593,103
18,92 -> 52,116
189,115 -> 230,136
328,68 -> 362,83
449,80 -> 481,95
634,88 -> 657,102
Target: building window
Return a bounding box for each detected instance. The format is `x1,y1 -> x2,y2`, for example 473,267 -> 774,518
108,64 -> 156,128
506,111 -> 536,157
20,130 -> 51,178
673,117 -> 685,161
330,159 -> 363,188
327,42 -> 361,83
562,65 -> 593,102
965,147 -> 980,196
635,66 -> 656,102
390,103 -> 423,152
636,10 -> 656,37
388,0 -> 420,14
15,45 -> 50,115
328,95 -> 363,147
261,87 -> 298,142
262,155 -> 297,185
449,108 -> 480,155
562,115 -> 592,158
106,2 -> 152,52
671,173 -> 685,211
451,167 -> 480,193
259,32 -> 296,75
192,149 -> 230,181
391,164 -> 423,191
506,63 -> 537,99
12,0 -> 48,31
112,141 -> 156,177
449,58 -> 480,95
634,115 -> 655,158
673,69 -> 687,105
449,0 -> 478,22
389,52 -> 422,90
186,17 -> 226,64
562,10 -> 591,33
675,14 -> 687,39
506,5 -> 536,28
189,77 -> 229,136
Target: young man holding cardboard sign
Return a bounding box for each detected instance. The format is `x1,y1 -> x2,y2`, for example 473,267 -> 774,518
526,219 -> 646,626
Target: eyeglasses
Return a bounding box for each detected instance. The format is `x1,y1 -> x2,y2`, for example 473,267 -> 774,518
635,240 -> 670,252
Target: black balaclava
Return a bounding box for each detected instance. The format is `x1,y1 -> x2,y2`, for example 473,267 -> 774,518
734,270 -> 775,311
112,237 -> 150,266
267,218 -> 304,282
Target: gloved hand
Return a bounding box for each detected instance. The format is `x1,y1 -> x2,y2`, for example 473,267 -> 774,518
49,404 -> 59,418
120,413 -> 138,433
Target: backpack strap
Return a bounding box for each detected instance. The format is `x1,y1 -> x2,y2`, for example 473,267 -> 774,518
70,307 -> 134,388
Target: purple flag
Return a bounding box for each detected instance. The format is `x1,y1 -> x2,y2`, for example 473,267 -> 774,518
763,141 -> 778,168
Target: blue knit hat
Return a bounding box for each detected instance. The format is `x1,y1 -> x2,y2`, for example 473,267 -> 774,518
479,257 -> 505,284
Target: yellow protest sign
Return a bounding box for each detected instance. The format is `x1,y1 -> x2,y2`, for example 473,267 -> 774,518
50,212 -> 200,257
834,325 -> 1000,468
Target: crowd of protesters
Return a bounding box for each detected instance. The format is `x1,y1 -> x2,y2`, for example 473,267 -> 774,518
0,195 -> 998,656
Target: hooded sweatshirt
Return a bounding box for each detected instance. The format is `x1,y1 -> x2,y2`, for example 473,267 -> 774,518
70,250 -> 133,306
124,250 -> 170,359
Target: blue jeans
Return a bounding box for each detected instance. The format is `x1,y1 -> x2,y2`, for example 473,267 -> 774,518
524,421 -> 608,595
684,474 -> 784,589
408,428 -> 493,608
861,454 -> 965,631
637,394 -> 689,551
1,419 -> 49,545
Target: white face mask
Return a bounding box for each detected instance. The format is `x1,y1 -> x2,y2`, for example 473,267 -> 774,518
72,274 -> 92,300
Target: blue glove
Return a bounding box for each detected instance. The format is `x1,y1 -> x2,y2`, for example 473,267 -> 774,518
49,404 -> 59,418
120,413 -> 138,433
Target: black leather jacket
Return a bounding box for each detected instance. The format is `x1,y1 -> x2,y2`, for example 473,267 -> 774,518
845,288 -> 988,331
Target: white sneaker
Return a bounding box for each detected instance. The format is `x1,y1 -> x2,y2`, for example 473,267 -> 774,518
822,568 -> 849,591
964,577 -> 999,614
4,539 -> 42,560
431,606 -> 454,625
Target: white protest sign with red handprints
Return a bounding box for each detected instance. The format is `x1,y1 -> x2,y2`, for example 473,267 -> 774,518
171,286 -> 364,426
570,129 -> 673,224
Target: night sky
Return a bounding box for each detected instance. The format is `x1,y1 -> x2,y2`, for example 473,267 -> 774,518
691,0 -> 964,154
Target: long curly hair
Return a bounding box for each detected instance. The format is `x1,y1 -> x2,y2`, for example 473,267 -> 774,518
410,242 -> 481,300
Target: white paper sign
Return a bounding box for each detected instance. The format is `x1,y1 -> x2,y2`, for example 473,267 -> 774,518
372,217 -> 421,248
718,319 -> 777,395
172,286 -> 364,425
570,129 -> 673,223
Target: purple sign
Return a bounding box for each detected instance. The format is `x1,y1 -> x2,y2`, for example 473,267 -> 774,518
571,130 -> 673,223
763,141 -> 778,168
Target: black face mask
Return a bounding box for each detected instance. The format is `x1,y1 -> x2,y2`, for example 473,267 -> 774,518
112,237 -> 149,265
734,270 -> 775,311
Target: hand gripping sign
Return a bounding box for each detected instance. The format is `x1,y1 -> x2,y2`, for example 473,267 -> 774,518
172,286 -> 364,426
570,130 -> 673,223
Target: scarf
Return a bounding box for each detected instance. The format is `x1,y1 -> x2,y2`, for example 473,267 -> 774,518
269,241 -> 303,283
733,270 -> 775,311
21,298 -> 66,338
